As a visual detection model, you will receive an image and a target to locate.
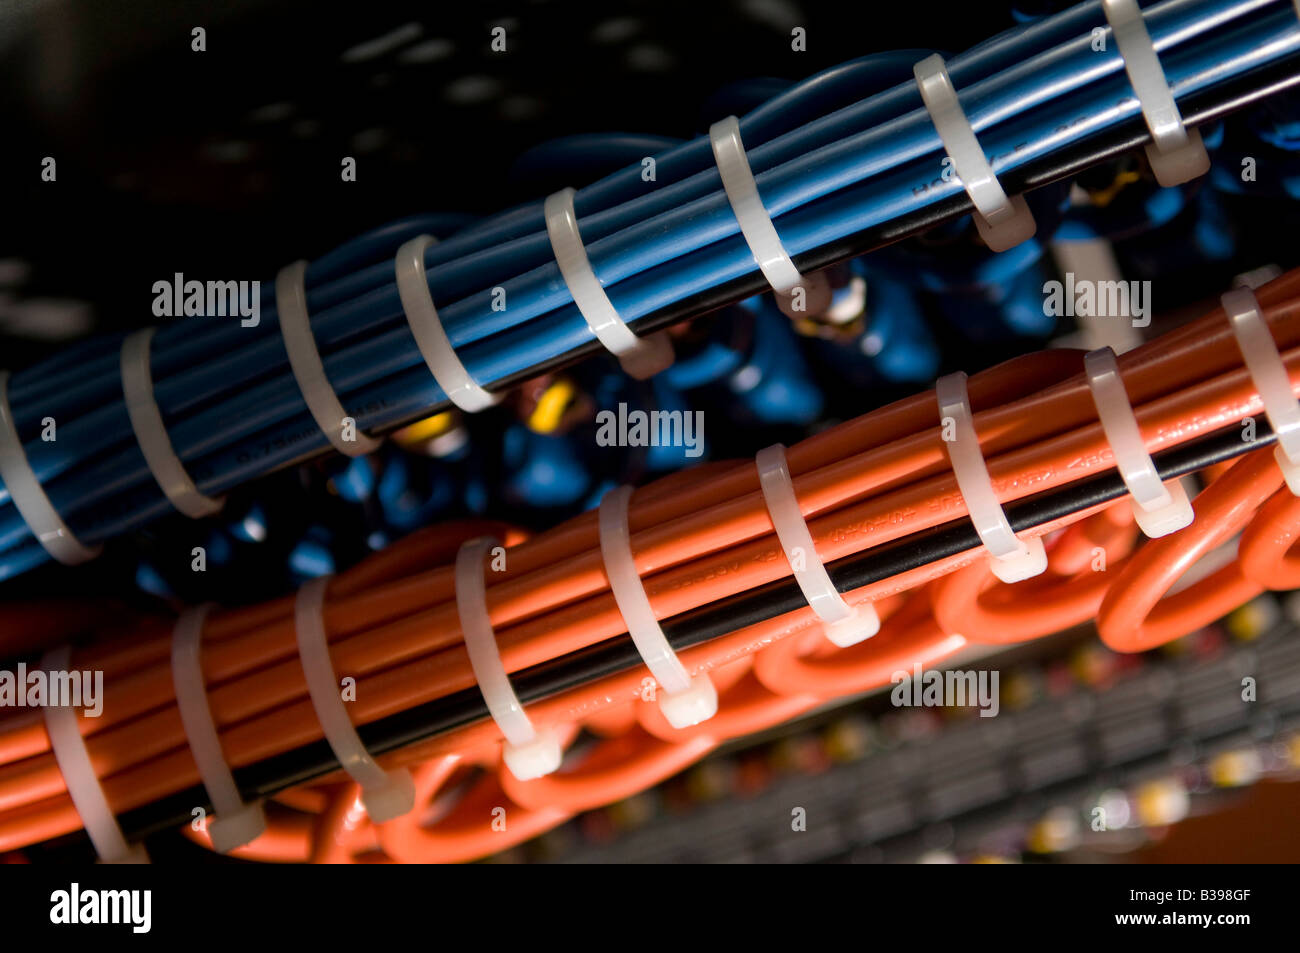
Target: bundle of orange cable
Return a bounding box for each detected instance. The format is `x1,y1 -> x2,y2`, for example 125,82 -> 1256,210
4,269 -> 1300,862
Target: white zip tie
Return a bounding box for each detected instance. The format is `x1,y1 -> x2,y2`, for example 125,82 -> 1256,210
0,370 -> 100,565
171,606 -> 267,853
597,485 -> 717,729
1102,0 -> 1209,187
936,371 -> 1047,583
395,236 -> 500,413
544,188 -> 674,380
913,53 -> 1036,252
1084,347 -> 1193,537
121,328 -> 225,519
708,115 -> 833,318
294,575 -> 414,821
755,443 -> 879,646
1222,286 -> 1300,495
276,260 -> 381,457
710,116 -> 800,292
455,536 -> 562,780
40,644 -> 149,864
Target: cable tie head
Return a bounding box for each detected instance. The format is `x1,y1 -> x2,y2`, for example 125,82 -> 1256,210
935,371 -> 1047,583
1083,346 -> 1194,537
455,536 -> 563,781
1222,286 -> 1300,495
913,54 -> 1036,252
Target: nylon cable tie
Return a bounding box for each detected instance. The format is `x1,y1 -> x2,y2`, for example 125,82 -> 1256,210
171,605 -> 267,852
544,188 -> 674,380
395,236 -> 499,413
0,370 -> 100,564
598,485 -> 717,729
1222,286 -> 1300,495
276,260 -> 381,457
294,575 -> 414,821
709,115 -> 832,317
121,328 -> 224,519
913,53 -> 1036,252
936,371 -> 1047,582
40,644 -> 149,863
455,536 -> 563,780
755,443 -> 879,646
1084,347 -> 1193,537
1102,0 -> 1210,186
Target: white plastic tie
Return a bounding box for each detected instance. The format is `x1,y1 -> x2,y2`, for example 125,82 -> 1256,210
913,53 -> 1036,252
0,370 -> 100,564
936,371 -> 1047,582
1102,0 -> 1209,187
121,328 -> 224,519
544,188 -> 673,379
395,236 -> 499,413
455,536 -> 562,780
40,645 -> 149,863
755,443 -> 878,646
171,606 -> 267,853
1084,347 -> 1193,537
276,260 -> 381,457
709,116 -> 832,317
294,575 -> 414,821
1222,286 -> 1300,495
598,485 -> 717,728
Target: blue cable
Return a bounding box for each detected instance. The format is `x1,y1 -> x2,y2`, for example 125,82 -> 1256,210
0,0 -> 1295,580
7,3 -> 1289,546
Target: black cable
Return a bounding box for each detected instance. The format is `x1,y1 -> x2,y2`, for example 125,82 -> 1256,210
116,417 -> 1277,841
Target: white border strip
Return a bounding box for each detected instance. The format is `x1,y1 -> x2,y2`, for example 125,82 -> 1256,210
0,371 -> 99,564
276,260 -> 381,457
122,329 -> 224,519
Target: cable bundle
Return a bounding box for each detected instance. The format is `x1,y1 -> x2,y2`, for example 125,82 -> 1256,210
1,0 -> 1297,580
2,269 -> 1300,861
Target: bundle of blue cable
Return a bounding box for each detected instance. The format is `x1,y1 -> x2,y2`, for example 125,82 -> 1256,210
1,0 -> 1297,580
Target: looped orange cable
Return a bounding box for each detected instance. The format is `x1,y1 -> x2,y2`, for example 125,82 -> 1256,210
752,588 -> 965,698
1097,450 -> 1282,652
499,725 -> 716,815
931,502 -> 1139,644
1239,485 -> 1300,589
